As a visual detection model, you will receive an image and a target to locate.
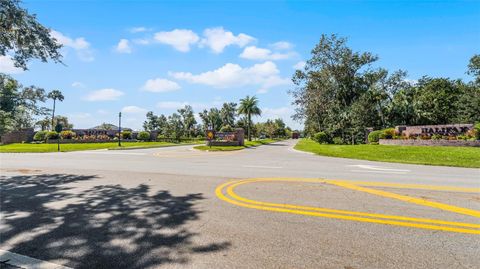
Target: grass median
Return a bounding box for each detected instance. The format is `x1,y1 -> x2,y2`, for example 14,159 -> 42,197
294,139 -> 480,168
0,141 -> 200,153
194,139 -> 281,151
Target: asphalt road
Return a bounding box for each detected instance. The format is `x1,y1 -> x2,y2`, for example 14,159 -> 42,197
1,140 -> 479,268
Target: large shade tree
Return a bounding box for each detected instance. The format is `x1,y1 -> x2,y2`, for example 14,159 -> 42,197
1,0 -> 63,70
238,95 -> 261,141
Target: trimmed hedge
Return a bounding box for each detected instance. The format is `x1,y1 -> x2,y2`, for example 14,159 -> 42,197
121,131 -> 132,139
368,130 -> 383,143
313,132 -> 329,144
137,131 -> 150,141
33,131 -> 47,141
46,131 -> 59,140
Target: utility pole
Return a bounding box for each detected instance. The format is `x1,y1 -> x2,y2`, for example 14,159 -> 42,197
118,112 -> 122,147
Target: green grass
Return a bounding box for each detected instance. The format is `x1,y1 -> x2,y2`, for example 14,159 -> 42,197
294,139 -> 480,168
0,141 -> 199,153
194,139 -> 282,151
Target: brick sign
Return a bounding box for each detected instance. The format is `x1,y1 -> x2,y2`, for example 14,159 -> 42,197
397,124 -> 473,137
216,132 -> 236,141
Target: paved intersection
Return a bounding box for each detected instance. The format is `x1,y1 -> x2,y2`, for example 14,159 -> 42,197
1,140 -> 479,268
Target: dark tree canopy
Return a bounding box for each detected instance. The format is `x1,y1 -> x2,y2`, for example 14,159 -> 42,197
0,0 -> 62,70
291,34 -> 480,143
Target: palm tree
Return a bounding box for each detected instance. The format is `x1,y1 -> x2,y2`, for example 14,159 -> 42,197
238,95 -> 261,141
47,90 -> 64,130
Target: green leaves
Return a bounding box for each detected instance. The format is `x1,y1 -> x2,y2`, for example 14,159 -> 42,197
1,0 -> 63,70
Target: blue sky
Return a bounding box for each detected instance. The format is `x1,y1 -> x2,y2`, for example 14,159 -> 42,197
1,0 -> 479,130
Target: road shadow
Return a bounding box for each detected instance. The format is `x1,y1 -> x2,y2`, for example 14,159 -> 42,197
0,174 -> 229,268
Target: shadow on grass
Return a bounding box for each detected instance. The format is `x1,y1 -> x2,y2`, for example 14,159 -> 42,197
0,174 -> 229,268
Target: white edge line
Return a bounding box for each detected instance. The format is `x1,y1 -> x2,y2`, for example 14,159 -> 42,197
350,169 -> 408,175
242,165 -> 283,169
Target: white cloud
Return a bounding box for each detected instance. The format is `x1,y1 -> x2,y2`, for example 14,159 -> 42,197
156,100 -> 222,111
141,78 -> 181,93
115,39 -> 132,53
200,27 -> 255,53
71,81 -> 85,88
239,46 -> 295,61
270,41 -> 293,50
156,101 -> 191,110
84,88 -> 124,101
50,30 -> 94,61
129,27 -> 150,33
122,106 -> 148,114
0,56 -> 24,74
132,38 -> 150,45
153,29 -> 199,52
293,61 -> 306,69
169,61 -> 290,92
260,106 -> 302,130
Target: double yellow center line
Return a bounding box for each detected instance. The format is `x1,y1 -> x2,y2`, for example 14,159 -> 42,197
215,178 -> 480,234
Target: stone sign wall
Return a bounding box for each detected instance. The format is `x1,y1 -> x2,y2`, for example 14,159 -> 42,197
1,128 -> 35,144
396,124 -> 473,137
206,128 -> 245,146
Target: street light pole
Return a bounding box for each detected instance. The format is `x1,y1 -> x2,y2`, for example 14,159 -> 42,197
118,112 -> 122,147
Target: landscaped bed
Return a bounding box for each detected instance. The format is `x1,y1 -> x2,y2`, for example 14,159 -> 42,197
194,139 -> 282,151
294,139 -> 480,168
0,141 -> 199,153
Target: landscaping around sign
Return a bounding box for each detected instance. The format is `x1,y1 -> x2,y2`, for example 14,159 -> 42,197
194,139 -> 282,151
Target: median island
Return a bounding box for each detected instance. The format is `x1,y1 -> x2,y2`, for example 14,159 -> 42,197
194,139 -> 281,151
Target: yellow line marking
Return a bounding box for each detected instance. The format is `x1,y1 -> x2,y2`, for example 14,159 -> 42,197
226,180 -> 480,229
331,180 -> 480,193
215,178 -> 480,234
328,181 -> 480,218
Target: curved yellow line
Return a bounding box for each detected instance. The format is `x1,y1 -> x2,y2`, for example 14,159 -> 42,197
215,179 -> 480,234
226,180 -> 480,229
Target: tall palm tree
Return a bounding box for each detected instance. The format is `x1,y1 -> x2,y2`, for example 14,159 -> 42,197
238,95 -> 261,141
47,90 -> 64,130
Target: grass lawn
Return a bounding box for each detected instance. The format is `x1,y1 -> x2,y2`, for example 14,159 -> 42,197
0,141 -> 200,153
294,139 -> 480,168
194,139 -> 281,151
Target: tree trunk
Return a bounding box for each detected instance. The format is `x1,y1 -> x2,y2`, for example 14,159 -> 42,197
248,114 -> 251,141
51,99 -> 56,130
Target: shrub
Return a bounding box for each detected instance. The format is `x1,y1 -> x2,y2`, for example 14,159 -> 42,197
313,132 -> 329,144
333,137 -> 343,145
46,131 -> 59,140
431,134 -> 442,140
121,131 -> 132,139
157,134 -> 166,140
33,131 -> 47,141
220,125 -> 234,132
60,130 -> 76,139
474,123 -> 480,140
382,128 -> 396,139
457,135 -> 469,141
368,130 -> 383,143
137,131 -> 150,141
196,134 -> 204,139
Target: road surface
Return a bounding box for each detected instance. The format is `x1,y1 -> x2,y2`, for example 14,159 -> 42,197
1,140 -> 479,268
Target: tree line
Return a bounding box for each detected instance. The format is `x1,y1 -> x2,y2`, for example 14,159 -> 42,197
290,34 -> 480,144
143,96 -> 292,141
